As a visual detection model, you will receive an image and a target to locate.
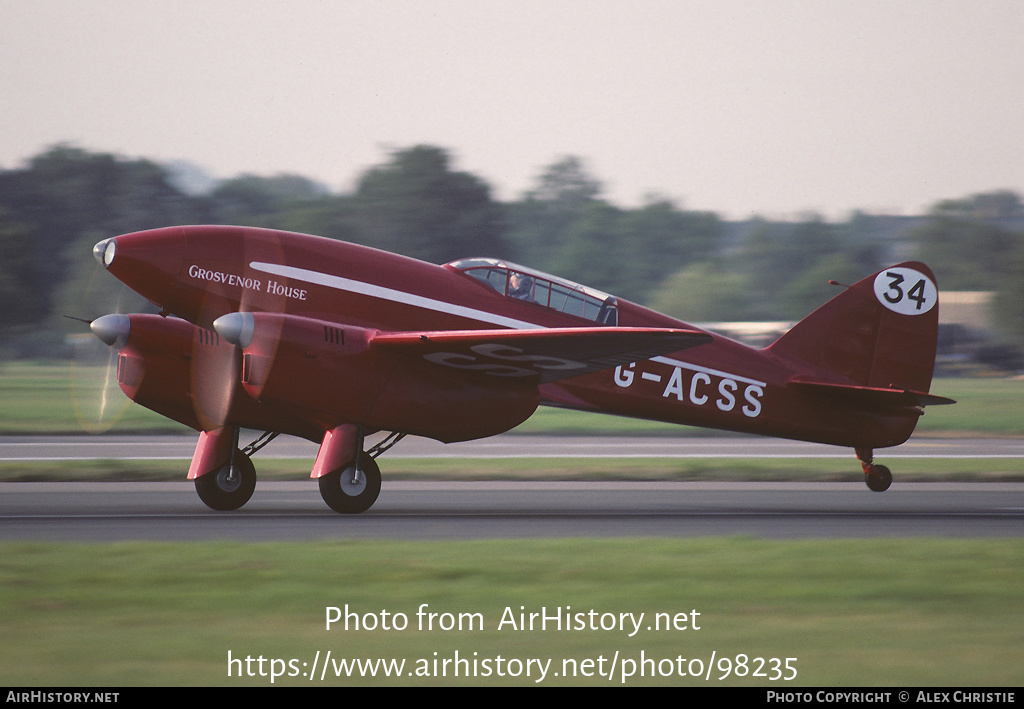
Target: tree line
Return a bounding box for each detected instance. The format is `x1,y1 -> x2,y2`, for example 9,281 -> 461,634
1,143 -> 1022,358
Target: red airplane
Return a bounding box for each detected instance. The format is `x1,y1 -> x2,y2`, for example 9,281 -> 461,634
88,225 -> 954,513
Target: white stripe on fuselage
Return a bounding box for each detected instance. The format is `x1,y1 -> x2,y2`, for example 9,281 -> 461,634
249,261 -> 542,330
249,261 -> 764,386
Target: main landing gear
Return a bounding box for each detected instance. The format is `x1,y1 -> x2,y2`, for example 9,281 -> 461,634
318,430 -> 403,514
193,429 -> 274,511
194,449 -> 257,511
191,427 -> 403,513
319,453 -> 382,514
856,447 -> 893,492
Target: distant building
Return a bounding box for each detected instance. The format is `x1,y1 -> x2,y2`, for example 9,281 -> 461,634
696,322 -> 794,348
701,291 -> 996,352
935,291 -> 1009,370
939,291 -> 994,331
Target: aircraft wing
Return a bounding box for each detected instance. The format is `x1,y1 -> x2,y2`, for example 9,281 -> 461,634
371,327 -> 713,383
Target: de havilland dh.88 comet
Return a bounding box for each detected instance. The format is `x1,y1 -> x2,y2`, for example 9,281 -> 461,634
86,225 -> 953,513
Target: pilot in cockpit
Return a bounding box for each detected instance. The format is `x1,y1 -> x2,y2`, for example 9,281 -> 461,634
508,271 -> 534,301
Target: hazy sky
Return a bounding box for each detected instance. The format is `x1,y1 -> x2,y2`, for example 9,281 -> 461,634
2,0 -> 1023,219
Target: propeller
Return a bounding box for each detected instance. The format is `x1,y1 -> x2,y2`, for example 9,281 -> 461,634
186,229 -> 288,433
65,248 -> 150,433
189,320 -> 243,432
67,314 -> 132,433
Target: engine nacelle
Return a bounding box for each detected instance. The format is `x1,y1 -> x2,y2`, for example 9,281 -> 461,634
92,313 -> 318,439
223,312 -> 539,442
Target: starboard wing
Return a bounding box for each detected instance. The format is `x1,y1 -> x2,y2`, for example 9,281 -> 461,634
371,327 -> 713,383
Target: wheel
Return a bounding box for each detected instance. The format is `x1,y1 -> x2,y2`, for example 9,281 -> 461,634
319,454 -> 381,514
864,464 -> 892,492
195,450 -> 256,510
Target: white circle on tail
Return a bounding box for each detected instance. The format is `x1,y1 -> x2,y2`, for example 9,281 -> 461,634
873,267 -> 937,316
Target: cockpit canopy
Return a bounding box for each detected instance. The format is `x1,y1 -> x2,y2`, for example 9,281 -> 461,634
448,258 -> 618,325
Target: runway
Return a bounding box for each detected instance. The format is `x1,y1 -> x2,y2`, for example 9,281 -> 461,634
2,435 -> 1022,541
2,480 -> 1023,541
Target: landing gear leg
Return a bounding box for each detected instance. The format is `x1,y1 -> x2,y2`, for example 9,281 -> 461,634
194,427 -> 257,510
351,424 -> 365,486
856,447 -> 892,492
314,426 -> 400,514
191,426 -> 257,510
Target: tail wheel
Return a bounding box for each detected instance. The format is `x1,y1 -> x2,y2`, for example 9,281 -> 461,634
195,450 -> 256,510
864,464 -> 893,492
319,453 -> 381,514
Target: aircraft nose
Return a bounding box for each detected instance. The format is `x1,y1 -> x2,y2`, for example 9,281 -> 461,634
90,314 -> 131,349
93,238 -> 117,267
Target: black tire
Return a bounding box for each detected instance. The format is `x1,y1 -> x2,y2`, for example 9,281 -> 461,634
319,454 -> 381,514
195,451 -> 256,510
864,464 -> 893,492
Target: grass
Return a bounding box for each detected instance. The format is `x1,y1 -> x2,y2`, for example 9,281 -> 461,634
909,377 -> 1024,436
1,538 -> 1021,687
0,361 -> 181,434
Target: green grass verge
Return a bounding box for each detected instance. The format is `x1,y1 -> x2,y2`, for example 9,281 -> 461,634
0,361 -> 184,434
1,539 -> 1021,686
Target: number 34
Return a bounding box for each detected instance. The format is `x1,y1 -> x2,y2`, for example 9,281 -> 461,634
872,267 -> 937,316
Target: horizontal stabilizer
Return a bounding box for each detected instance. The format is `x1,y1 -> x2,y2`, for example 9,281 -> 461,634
789,378 -> 956,408
372,327 -> 713,383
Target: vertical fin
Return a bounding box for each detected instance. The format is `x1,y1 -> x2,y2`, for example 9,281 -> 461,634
767,262 -> 941,394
